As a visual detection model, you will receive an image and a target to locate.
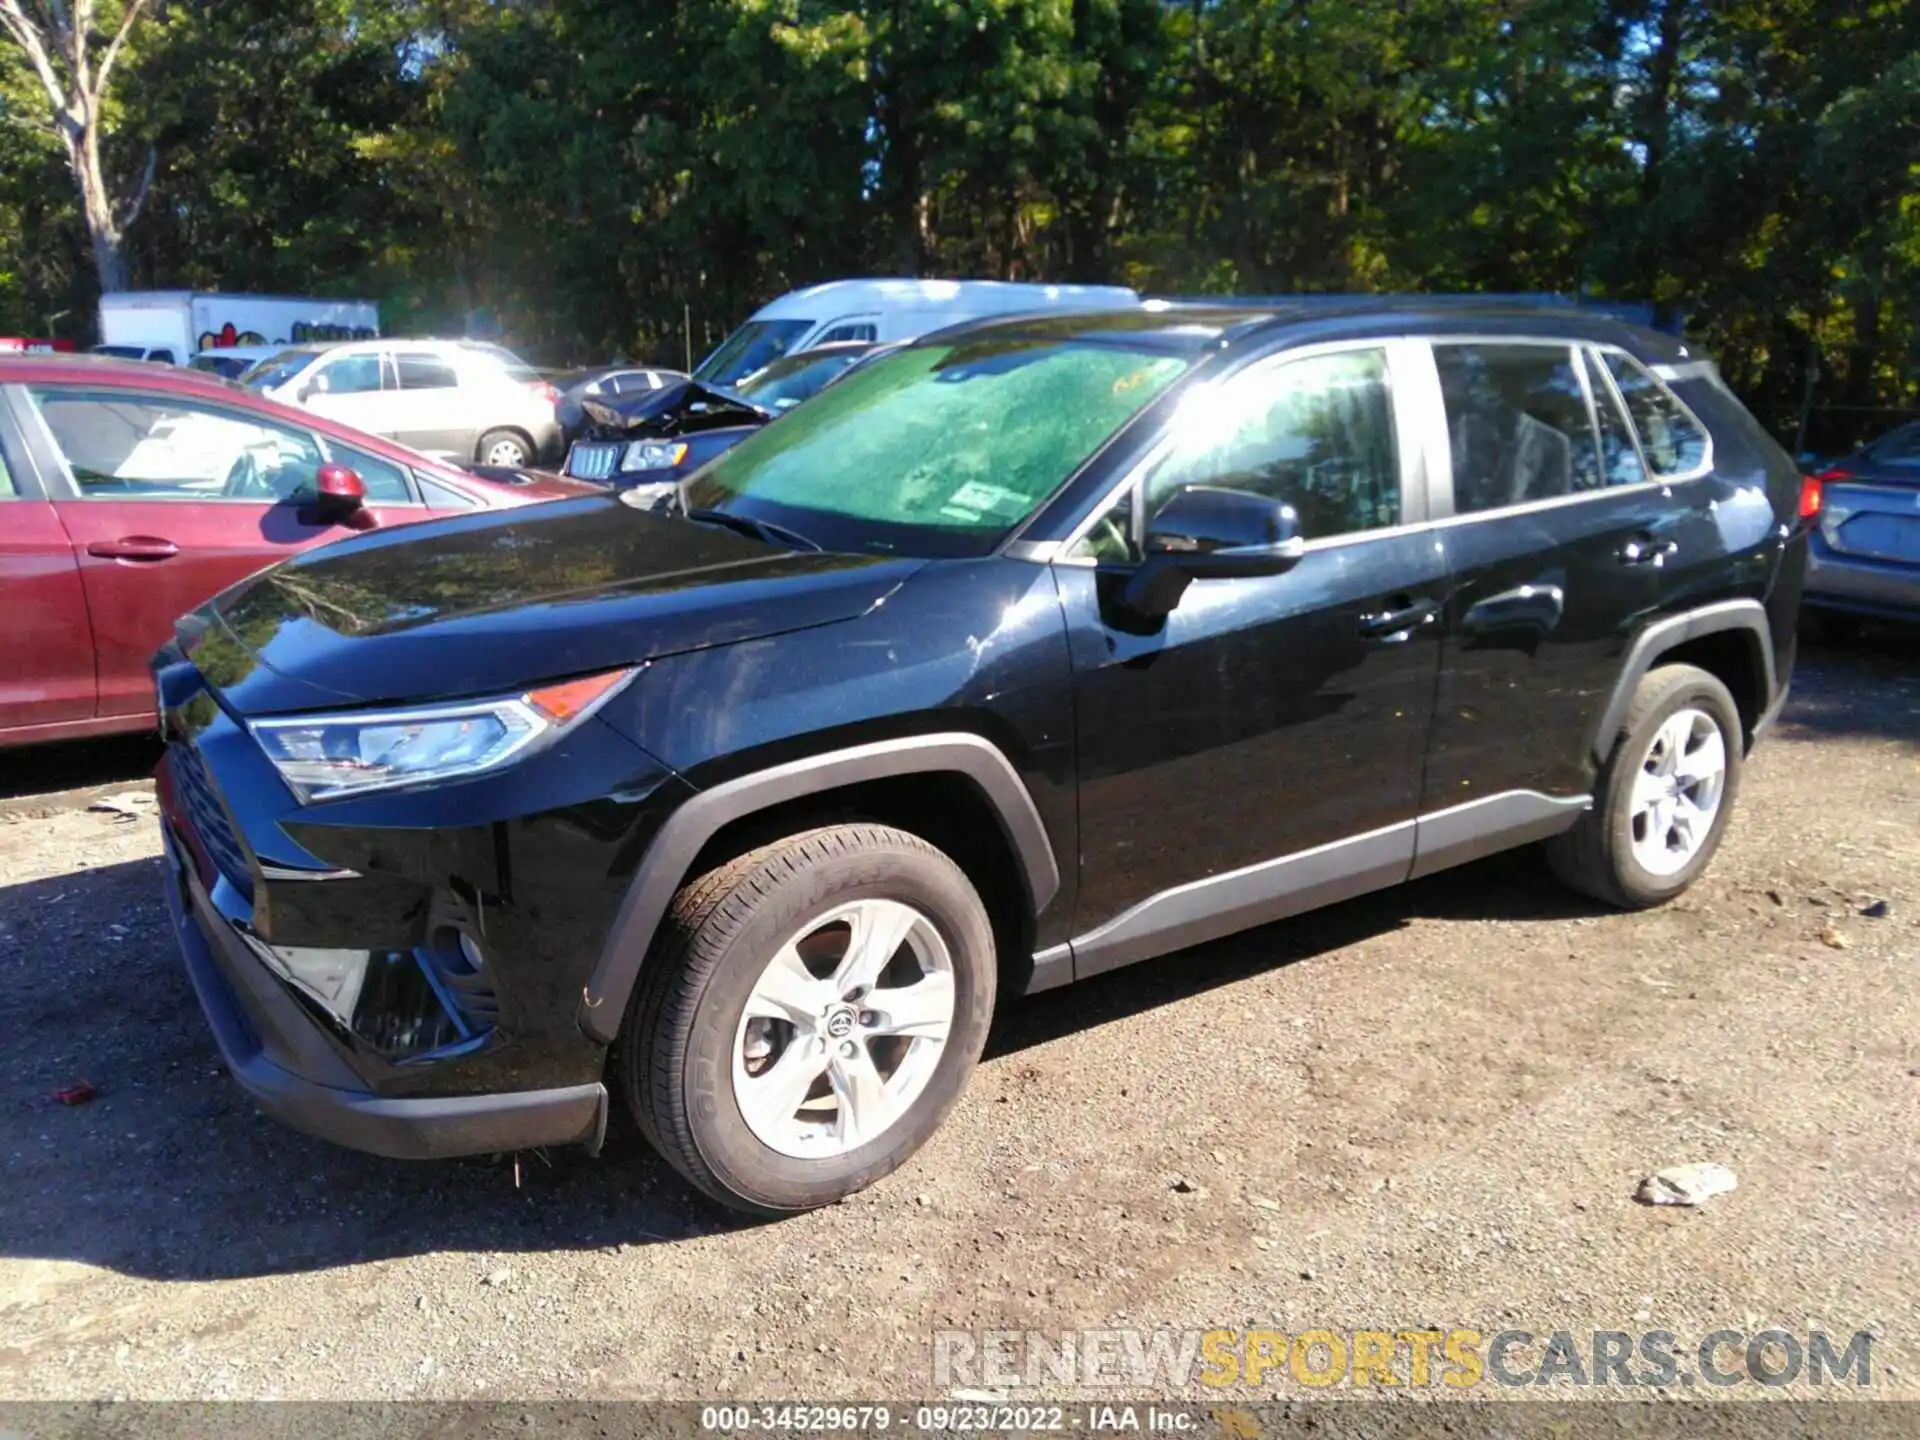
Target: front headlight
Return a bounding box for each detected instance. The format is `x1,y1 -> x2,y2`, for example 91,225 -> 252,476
251,668 -> 634,802
621,440 -> 688,472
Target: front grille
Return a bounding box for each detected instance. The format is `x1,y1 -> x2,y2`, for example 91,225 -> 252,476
566,441 -> 621,482
171,743 -> 252,893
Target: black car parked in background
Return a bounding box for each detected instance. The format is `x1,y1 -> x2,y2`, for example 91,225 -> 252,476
563,340 -> 888,495
553,364 -> 688,445
153,301 -> 1806,1216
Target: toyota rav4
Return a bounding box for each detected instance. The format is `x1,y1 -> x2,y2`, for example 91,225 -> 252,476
152,302 -> 1808,1215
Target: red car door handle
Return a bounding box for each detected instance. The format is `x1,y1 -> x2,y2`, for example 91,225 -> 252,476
87,536 -> 180,562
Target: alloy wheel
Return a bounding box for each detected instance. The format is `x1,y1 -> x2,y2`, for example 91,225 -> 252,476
730,898 -> 956,1159
1628,706 -> 1728,877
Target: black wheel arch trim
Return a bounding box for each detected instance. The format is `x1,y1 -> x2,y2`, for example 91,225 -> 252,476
578,732 -> 1060,1044
1589,598 -> 1777,765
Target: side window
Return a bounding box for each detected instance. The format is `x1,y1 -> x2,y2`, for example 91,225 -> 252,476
1435,343 -> 1603,513
1602,353 -> 1709,476
1143,347 -> 1401,541
396,353 -> 459,390
1587,348 -> 1648,487
148,349 -> 176,365
0,444 -> 15,497
820,322 -> 878,344
318,439 -> 414,503
315,353 -> 384,396
610,372 -> 656,395
417,473 -> 480,510
29,390 -> 322,501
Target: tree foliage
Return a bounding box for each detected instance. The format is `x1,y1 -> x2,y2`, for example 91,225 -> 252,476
1,0 -> 1915,443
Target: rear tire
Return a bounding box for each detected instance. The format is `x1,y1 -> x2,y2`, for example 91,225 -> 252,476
476,428 -> 533,468
1547,663 -> 1743,909
618,824 -> 996,1215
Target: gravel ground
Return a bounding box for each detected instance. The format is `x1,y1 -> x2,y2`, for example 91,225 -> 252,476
0,635 -> 1915,1405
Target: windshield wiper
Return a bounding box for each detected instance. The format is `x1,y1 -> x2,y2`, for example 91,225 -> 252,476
683,507 -> 821,552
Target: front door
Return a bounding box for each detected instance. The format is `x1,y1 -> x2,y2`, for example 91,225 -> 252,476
299,350 -> 398,438
0,432 -> 95,733
10,384 -> 425,718
390,350 -> 472,459
1056,342 -> 1447,977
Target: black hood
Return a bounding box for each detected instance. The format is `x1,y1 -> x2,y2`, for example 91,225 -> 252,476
191,494 -> 918,713
580,379 -> 772,438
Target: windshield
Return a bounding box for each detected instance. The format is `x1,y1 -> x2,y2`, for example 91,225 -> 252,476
694,320 -> 812,386
681,337 -> 1192,557
738,349 -> 866,411
240,349 -> 321,389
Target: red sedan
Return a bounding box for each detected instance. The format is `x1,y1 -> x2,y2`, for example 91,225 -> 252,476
0,353 -> 591,748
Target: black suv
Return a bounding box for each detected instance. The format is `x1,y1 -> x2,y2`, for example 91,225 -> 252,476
153,302 -> 1807,1215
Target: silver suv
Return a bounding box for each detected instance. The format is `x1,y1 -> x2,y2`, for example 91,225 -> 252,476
242,339 -> 561,468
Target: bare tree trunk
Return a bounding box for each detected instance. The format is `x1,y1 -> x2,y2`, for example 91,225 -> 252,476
0,0 -> 157,295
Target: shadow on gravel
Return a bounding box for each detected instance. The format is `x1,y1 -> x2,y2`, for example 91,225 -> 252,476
1780,627 -> 1920,746
0,733 -> 161,801
0,842 -> 1601,1283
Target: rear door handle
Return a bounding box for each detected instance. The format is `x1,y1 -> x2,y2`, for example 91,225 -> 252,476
1358,596 -> 1440,640
87,536 -> 179,562
1620,536 -> 1678,567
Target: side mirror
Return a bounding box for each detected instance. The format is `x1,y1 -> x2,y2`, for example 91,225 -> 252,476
312,463 -> 371,526
1119,486 -> 1303,623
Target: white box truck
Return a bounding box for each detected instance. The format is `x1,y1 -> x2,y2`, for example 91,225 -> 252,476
95,291 -> 380,365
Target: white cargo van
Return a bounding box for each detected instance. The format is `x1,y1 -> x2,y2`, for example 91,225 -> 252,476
692,278 -> 1139,386
95,291 -> 379,367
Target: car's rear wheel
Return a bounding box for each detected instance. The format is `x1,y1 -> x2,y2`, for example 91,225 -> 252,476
1547,663 -> 1743,909
618,824 -> 996,1214
477,429 -> 533,468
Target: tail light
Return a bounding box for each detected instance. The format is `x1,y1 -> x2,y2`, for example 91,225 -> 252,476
526,379 -> 560,409
1801,467 -> 1848,521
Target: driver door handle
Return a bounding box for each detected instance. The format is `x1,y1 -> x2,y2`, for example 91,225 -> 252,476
87,536 -> 179,562
1620,535 -> 1678,567
1358,596 -> 1440,640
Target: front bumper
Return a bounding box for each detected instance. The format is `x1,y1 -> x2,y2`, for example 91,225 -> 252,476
161,822 -> 607,1162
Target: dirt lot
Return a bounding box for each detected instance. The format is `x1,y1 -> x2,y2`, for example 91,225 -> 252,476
1,636 -> 1916,1404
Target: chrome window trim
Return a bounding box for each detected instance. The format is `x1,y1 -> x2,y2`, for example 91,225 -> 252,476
1048,336 -> 1425,567
1592,344 -> 1714,483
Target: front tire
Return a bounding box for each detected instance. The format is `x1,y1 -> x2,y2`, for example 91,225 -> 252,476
618,825 -> 996,1215
1547,663 -> 1743,909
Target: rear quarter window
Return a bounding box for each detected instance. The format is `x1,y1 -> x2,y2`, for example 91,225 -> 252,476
1602,353 -> 1710,476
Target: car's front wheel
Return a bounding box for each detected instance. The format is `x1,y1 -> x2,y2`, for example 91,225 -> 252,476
1547,662 -> 1744,909
619,824 -> 997,1214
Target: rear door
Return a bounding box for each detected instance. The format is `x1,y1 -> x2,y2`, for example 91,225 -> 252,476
1419,338 -> 1708,820
8,383 -> 426,719
0,409 -> 96,732
391,350 -> 471,458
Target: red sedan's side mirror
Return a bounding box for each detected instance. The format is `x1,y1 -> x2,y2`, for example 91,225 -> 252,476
313,463 -> 374,528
